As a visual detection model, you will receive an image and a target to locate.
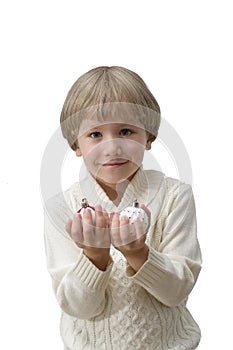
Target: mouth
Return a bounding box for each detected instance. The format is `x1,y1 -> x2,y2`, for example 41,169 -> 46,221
102,160 -> 129,168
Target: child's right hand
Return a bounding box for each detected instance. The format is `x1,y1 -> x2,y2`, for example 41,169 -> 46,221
65,205 -> 111,271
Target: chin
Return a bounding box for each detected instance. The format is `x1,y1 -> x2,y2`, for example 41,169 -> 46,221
99,177 -> 125,185
92,167 -> 139,186
98,173 -> 137,186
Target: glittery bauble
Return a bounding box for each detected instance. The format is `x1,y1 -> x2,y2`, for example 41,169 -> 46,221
120,200 -> 149,231
77,198 -> 96,223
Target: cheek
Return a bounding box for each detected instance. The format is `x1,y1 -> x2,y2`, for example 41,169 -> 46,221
124,141 -> 145,161
81,144 -> 101,164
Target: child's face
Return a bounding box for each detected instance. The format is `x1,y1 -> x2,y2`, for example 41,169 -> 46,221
76,119 -> 152,186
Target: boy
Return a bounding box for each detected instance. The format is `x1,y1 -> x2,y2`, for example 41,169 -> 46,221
44,66 -> 201,349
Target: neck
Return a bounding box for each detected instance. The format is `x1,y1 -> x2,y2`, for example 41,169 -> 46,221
96,179 -> 131,206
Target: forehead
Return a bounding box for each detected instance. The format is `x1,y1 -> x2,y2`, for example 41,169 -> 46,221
78,102 -> 146,136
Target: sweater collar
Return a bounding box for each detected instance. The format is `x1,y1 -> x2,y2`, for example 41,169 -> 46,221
78,167 -> 164,213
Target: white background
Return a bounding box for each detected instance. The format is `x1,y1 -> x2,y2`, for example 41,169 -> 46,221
1,1 -> 232,349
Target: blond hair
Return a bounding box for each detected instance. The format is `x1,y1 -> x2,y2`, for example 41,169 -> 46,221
60,66 -> 161,150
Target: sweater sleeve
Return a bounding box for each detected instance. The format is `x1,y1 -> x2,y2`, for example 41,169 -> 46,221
126,181 -> 202,307
44,194 -> 113,319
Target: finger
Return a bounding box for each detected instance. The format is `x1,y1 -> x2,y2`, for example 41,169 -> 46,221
140,204 -> 151,221
65,218 -> 72,234
95,205 -> 107,227
82,208 -> 94,246
70,213 -> 83,244
133,217 -> 146,240
109,212 -> 115,226
110,212 -> 120,228
110,213 -> 120,245
95,206 -> 110,248
102,208 -> 110,226
119,215 -> 136,245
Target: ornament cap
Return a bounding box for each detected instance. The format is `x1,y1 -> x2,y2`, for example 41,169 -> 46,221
133,200 -> 139,208
81,198 -> 89,208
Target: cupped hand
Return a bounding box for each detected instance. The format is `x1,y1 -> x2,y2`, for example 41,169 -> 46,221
66,205 -> 110,270
110,204 -> 151,256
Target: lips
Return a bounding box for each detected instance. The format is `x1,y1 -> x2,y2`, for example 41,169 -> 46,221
102,159 -> 128,167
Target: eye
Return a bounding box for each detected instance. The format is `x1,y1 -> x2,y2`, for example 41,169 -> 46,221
119,129 -> 133,136
89,131 -> 102,139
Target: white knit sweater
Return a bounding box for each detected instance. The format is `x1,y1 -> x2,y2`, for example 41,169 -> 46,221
44,168 -> 202,350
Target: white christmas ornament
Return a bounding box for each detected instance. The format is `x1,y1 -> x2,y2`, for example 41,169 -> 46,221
120,200 -> 149,231
77,198 -> 96,223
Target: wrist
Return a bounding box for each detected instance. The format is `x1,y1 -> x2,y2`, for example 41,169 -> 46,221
123,244 -> 149,258
124,245 -> 149,272
83,249 -> 110,271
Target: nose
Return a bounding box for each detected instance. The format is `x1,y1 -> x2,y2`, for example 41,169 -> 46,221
103,138 -> 122,156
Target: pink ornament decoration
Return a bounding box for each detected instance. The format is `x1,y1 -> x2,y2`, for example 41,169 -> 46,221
77,198 -> 96,223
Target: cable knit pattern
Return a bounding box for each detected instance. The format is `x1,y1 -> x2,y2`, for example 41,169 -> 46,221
44,168 -> 202,349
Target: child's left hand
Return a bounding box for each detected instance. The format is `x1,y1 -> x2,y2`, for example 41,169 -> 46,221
110,205 -> 151,256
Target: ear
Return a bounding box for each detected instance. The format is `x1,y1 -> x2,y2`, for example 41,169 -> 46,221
146,140 -> 152,150
75,146 -> 82,157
